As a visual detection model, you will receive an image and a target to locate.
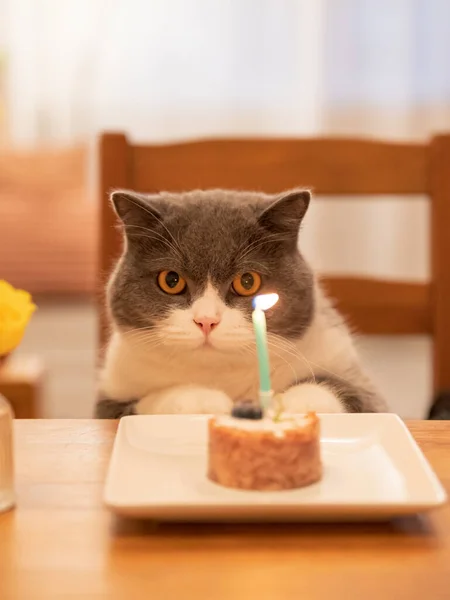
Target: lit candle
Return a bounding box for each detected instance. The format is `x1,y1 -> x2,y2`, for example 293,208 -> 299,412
252,293 -> 279,410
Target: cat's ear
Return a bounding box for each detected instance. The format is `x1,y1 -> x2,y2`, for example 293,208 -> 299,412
110,190 -> 162,229
258,189 -> 310,236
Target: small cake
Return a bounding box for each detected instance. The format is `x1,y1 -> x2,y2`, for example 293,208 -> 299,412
208,404 -> 322,491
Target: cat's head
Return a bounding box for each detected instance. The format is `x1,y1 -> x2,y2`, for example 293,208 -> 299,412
107,189 -> 314,353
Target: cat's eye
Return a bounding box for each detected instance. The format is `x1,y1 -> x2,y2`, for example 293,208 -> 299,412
157,271 -> 187,295
232,272 -> 262,296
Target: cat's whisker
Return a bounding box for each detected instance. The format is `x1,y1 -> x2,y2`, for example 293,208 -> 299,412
124,327 -> 157,339
268,332 -> 356,388
124,337 -> 162,349
124,224 -> 183,257
164,338 -> 198,344
237,233 -> 290,261
240,344 -> 258,357
268,332 -> 304,350
267,339 -> 316,384
267,347 -> 299,386
237,232 -> 287,256
127,331 -> 160,340
125,325 -> 156,333
224,329 -> 254,336
124,331 -> 161,343
130,336 -> 163,349
122,196 -> 184,258
142,206 -> 184,257
241,260 -> 268,274
124,329 -> 164,346
268,334 -> 357,391
117,335 -> 164,361
161,328 -> 189,334
125,225 -> 183,259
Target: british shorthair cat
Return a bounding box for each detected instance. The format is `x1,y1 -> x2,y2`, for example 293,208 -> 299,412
97,189 -> 386,417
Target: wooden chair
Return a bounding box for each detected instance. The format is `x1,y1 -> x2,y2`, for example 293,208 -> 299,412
98,132 -> 450,407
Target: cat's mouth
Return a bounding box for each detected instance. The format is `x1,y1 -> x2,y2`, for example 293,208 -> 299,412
197,337 -> 224,351
195,336 -> 253,354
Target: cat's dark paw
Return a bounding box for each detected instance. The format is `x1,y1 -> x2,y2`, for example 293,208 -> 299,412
428,391 -> 450,420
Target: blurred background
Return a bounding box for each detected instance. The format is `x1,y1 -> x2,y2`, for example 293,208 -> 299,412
0,0 -> 449,418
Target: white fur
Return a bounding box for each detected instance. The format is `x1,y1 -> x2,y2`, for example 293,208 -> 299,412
137,385 -> 233,415
100,284 -> 359,415
282,383 -> 344,413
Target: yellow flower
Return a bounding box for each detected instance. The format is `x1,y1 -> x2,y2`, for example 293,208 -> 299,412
0,280 -> 36,356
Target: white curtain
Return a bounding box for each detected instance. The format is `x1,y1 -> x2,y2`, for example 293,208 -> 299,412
3,1 -> 449,141
2,0 -> 324,144
2,0 -> 450,417
322,0 -> 450,139
5,0 -> 448,140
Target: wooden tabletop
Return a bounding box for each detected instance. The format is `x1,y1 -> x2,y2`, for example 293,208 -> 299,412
1,420 -> 450,600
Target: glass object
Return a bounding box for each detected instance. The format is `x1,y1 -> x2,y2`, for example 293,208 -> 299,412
0,394 -> 14,512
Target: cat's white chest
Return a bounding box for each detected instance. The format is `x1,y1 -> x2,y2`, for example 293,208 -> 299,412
100,332 -> 303,402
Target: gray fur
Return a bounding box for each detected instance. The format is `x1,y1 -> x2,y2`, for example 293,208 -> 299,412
108,189 -> 314,339
95,398 -> 138,419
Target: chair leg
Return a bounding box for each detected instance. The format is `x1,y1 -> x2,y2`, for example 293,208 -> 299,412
428,391 -> 450,419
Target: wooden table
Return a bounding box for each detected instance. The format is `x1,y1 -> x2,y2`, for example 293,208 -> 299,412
1,420 -> 450,600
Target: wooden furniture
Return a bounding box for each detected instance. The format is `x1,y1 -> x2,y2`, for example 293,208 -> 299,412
1,419 -> 449,599
0,145 -> 95,295
0,355 -> 45,417
98,133 -> 450,396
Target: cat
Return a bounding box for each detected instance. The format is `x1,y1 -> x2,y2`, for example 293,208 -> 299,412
96,188 -> 386,418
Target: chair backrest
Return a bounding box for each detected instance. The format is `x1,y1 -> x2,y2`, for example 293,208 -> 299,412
98,132 -> 450,394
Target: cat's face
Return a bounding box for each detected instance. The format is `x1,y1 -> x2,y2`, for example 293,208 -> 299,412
107,189 -> 314,353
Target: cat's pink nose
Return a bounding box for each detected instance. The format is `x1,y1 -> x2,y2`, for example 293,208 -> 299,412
194,316 -> 220,336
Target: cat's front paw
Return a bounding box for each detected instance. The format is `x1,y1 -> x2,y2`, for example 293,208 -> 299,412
282,383 -> 345,414
137,385 -> 233,415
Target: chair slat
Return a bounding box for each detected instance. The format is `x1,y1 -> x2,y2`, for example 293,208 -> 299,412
322,277 -> 432,334
131,138 -> 427,195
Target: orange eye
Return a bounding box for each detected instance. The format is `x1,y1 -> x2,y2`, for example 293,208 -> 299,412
157,271 -> 187,295
232,272 -> 262,296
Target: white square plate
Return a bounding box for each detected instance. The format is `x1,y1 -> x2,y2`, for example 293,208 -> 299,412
104,414 -> 447,521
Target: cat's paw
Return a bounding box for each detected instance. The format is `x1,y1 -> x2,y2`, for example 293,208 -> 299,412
137,385 -> 233,415
282,383 -> 345,414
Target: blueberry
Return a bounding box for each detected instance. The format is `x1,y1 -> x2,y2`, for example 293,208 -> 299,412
231,400 -> 263,420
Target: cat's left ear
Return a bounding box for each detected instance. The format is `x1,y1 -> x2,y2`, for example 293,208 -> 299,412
110,190 -> 163,236
258,189 -> 311,236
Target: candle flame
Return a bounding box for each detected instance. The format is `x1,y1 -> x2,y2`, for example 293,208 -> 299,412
252,293 -> 279,311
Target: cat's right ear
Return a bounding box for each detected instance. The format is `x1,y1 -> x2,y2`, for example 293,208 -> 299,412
110,190 -> 162,229
258,189 -> 311,237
